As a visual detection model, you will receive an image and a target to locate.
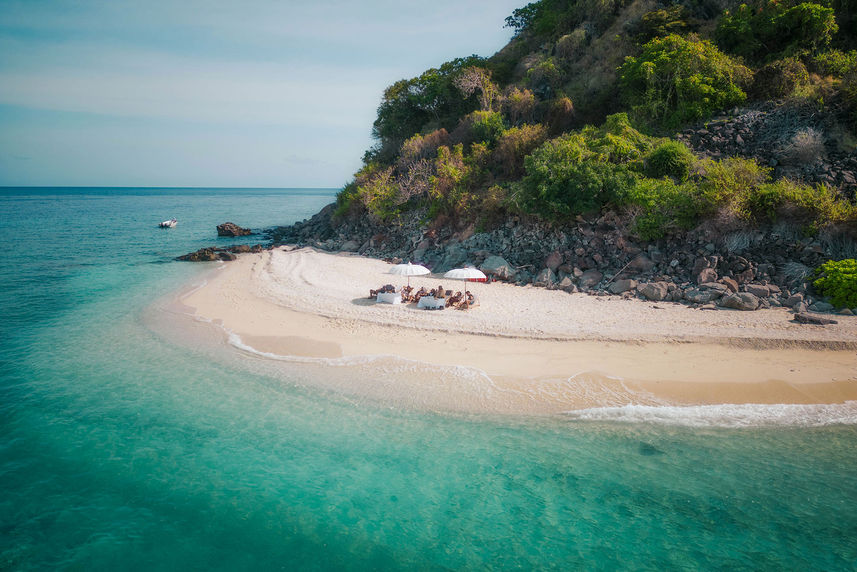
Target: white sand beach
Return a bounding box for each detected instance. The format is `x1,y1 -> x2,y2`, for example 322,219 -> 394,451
174,247 -> 857,414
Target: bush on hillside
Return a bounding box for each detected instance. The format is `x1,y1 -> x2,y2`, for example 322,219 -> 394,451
813,259 -> 857,307
752,58 -> 810,99
623,178 -> 702,239
493,124 -> 548,179
645,140 -> 696,180
619,34 -> 751,127
450,111 -> 506,147
633,6 -> 697,44
516,115 -> 654,219
501,87 -> 537,126
811,49 -> 857,77
716,1 -> 837,63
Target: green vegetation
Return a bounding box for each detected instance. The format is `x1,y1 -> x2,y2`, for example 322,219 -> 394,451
337,0 -> 857,242
620,35 -> 751,127
813,259 -> 857,307
716,1 -> 837,63
645,140 -> 695,181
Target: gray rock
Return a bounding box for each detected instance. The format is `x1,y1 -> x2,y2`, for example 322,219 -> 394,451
784,293 -> 804,308
696,268 -> 718,284
639,282 -> 669,301
609,279 -> 637,294
578,269 -> 603,289
558,276 -> 577,292
480,255 -> 516,281
216,222 -> 252,237
534,268 -> 556,287
793,301 -> 808,313
699,282 -> 728,292
628,254 -> 656,273
809,301 -> 835,313
684,288 -> 723,304
745,284 -> 770,298
838,308 -> 853,316
719,292 -> 760,311
794,313 -> 838,325
341,240 -> 361,252
544,251 -> 563,271
721,277 -> 739,293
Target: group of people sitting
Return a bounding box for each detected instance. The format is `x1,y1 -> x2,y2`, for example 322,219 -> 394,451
368,283 -> 479,309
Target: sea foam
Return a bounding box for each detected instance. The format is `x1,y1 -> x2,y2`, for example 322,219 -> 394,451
565,401 -> 857,427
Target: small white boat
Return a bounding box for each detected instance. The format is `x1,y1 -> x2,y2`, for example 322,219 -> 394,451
159,218 -> 177,228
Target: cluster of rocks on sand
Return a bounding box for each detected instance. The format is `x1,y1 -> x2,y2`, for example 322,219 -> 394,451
268,204 -> 857,318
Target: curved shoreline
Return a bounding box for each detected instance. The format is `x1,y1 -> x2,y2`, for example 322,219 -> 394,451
170,247 -> 857,414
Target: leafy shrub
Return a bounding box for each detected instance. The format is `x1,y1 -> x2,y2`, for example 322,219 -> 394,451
450,111 -> 506,147
633,6 -> 697,43
555,28 -> 588,61
517,116 -> 654,220
501,87 -> 536,126
813,259 -> 857,307
752,58 -> 809,99
811,49 -> 857,77
493,124 -> 548,179
716,1 -> 838,63
645,140 -> 696,180
527,58 -> 563,97
619,34 -> 751,127
398,129 -> 450,168
333,182 -> 359,218
543,96 -> 575,135
356,166 -> 400,221
623,178 -> 702,239
697,157 -> 770,208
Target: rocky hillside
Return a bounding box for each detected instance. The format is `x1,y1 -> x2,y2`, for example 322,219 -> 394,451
269,0 -> 857,313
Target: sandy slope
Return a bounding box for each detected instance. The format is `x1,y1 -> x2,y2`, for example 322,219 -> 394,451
175,247 -> 857,413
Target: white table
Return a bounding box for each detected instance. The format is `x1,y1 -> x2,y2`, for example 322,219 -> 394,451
376,292 -> 402,304
418,296 -> 446,310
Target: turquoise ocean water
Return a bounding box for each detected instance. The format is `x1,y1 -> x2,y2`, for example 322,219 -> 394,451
1,187 -> 856,570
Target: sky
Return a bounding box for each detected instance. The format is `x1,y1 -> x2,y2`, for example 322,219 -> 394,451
0,0 -> 523,188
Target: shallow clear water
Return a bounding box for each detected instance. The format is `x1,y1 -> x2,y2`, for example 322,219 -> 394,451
1,188 -> 856,570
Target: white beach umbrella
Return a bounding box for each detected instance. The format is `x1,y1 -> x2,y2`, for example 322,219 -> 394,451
388,262 -> 431,287
444,266 -> 486,306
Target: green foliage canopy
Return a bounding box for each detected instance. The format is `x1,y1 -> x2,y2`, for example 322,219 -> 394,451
620,34 -> 751,127
813,259 -> 857,307
716,1 -> 837,62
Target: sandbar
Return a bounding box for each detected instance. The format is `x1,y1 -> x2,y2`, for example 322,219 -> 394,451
173,247 -> 857,414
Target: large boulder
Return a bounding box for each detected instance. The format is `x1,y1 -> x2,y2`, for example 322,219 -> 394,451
696,267 -> 718,284
544,251 -> 563,271
794,313 -> 838,325
609,279 -> 637,294
480,255 -> 516,281
578,269 -> 603,289
628,254 -> 655,273
217,222 -> 253,237
744,284 -> 770,298
719,292 -> 760,311
684,288 -> 723,304
534,268 -> 556,287
639,282 -> 669,301
340,240 -> 361,252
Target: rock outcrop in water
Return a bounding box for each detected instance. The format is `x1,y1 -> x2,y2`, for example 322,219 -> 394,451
217,222 -> 253,237
177,244 -> 265,262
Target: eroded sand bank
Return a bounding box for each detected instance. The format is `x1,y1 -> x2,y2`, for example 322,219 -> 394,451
171,247 -> 857,414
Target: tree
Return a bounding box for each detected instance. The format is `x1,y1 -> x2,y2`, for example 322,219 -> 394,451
620,34 -> 751,127
453,67 -> 499,111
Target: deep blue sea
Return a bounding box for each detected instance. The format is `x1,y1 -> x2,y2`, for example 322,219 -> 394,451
1,187 -> 856,570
